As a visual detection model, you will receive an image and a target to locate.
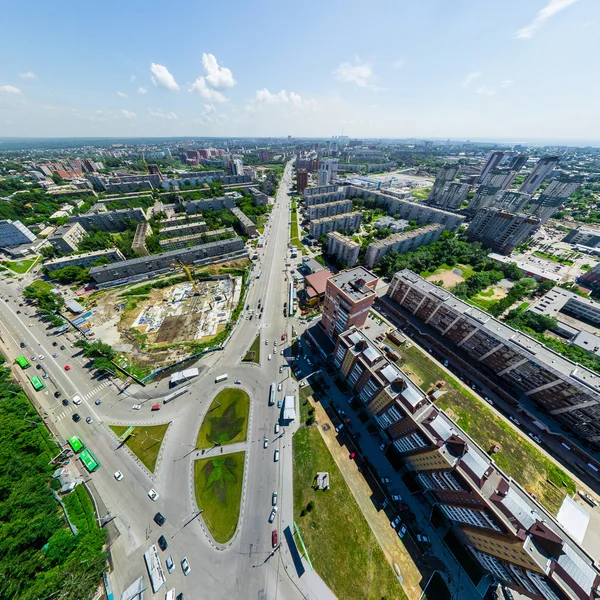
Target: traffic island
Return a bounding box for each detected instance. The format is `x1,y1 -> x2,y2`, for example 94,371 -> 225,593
196,388 -> 249,448
109,423 -> 169,472
194,451 -> 245,544
242,333 -> 261,364
293,426 -> 408,600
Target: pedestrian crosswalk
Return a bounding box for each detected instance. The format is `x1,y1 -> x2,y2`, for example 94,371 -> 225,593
80,380 -> 113,402
54,380 -> 113,421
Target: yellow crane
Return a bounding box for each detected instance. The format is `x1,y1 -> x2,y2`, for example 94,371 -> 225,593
170,261 -> 200,295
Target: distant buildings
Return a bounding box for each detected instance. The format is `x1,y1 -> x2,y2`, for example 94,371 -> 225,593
386,269 -> 600,450
296,169 -> 309,194
87,173 -> 162,193
321,267 -> 378,339
466,208 -> 540,255
317,158 -> 339,186
519,156 -> 559,195
309,211 -> 362,239
48,222 -> 86,254
364,224 -> 444,269
131,222 -> 153,257
230,207 -> 257,237
44,249 -> 125,273
69,207 -> 147,232
0,219 -> 37,248
327,232 -> 360,267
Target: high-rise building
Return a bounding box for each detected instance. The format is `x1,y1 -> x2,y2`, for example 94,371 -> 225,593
326,232 -> 360,267
317,158 -> 339,186
506,154 -> 528,172
466,208 -> 540,255
428,165 -> 460,202
333,325 -> 600,600
48,222 -> 86,254
231,158 -> 244,176
426,182 -> 471,210
488,190 -> 531,213
528,179 -> 580,224
520,156 -> 560,195
0,219 -> 37,248
386,269 -> 600,451
479,169 -> 517,190
321,267 -> 378,339
296,169 -> 309,194
477,151 -> 504,184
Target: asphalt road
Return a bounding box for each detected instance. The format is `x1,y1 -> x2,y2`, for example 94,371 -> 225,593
0,161 -> 333,600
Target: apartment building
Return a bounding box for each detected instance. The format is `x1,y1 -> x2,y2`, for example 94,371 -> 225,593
387,269 -> 600,449
68,207 -> 147,232
478,151 -> 505,183
520,157 -> 559,195
44,249 -> 125,273
158,228 -> 234,251
321,267 -> 378,338
529,180 -> 580,224
479,169 -> 518,190
184,196 -> 236,213
466,208 -> 540,255
304,184 -> 339,198
89,237 -> 246,284
317,158 -> 339,186
426,182 -> 471,210
296,169 -> 309,194
327,232 -> 360,267
304,189 -> 346,206
87,173 -> 162,193
160,221 -> 207,238
0,219 -> 37,248
159,214 -> 206,228
307,199 -> 352,221
529,287 -> 600,327
249,187 -> 268,206
48,222 -> 86,253
230,207 -> 257,237
131,222 -> 153,257
428,165 -> 460,201
364,224 -> 444,269
309,211 -> 362,239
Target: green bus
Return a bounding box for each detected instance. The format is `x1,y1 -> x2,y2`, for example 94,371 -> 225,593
68,436 -> 85,454
16,355 -> 31,369
79,449 -> 100,472
29,375 -> 46,392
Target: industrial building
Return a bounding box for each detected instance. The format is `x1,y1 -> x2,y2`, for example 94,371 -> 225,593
364,224 -> 444,269
309,211 -> 362,239
44,248 -> 126,273
47,222 -> 86,254
68,207 -> 147,232
326,232 -> 360,267
387,269 -> 600,450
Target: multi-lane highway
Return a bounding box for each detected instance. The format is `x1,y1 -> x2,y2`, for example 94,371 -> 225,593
0,161 -> 334,600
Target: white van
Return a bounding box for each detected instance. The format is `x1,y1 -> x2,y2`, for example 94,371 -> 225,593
165,590 -> 175,600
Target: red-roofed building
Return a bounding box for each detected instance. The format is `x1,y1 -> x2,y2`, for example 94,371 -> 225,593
304,269 -> 333,306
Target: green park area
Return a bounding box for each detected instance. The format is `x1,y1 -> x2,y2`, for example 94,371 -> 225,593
293,426 -> 407,600
109,423 -> 169,472
242,333 -> 261,364
194,451 -> 245,543
196,388 -> 250,449
385,338 -> 576,515
411,187 -> 431,201
1,255 -> 41,274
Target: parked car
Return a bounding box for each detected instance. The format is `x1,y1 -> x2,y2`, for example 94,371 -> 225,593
381,477 -> 390,484
263,438 -> 269,449
181,557 -> 191,575
154,512 -> 166,526
272,529 -> 278,548
114,471 -> 124,481
272,492 -> 278,506
274,423 -> 280,434
132,404 -> 141,410
158,535 -> 168,551
391,516 -> 401,529
578,490 -> 599,508
268,507 -> 278,523
148,488 -> 159,501
528,432 -> 542,444
277,400 -> 282,408
274,449 -> 279,462
166,555 -> 175,573
509,415 -> 521,426
398,524 -> 407,538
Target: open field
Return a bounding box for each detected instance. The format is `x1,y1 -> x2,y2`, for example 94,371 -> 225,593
385,339 -> 575,515
293,426 -> 407,600
109,423 -> 169,472
194,451 -> 245,543
424,263 -> 475,288
468,285 -> 508,311
1,255 -> 41,274
196,388 -> 250,448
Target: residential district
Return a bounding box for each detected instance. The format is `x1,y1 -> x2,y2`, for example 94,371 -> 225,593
3,137 -> 600,600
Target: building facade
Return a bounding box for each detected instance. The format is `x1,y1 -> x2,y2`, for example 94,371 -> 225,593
230,207 -> 257,237
563,226 -> 600,248
296,169 -> 309,194
184,196 -> 236,213
161,221 -> 207,238
158,228 -> 234,251
428,165 -> 460,202
321,267 -> 378,338
307,200 -> 353,221
317,158 -> 339,186
44,248 -> 126,272
327,231 -> 361,267
528,180 -> 580,224
520,157 -> 560,195
426,182 -> 471,210
47,222 -> 86,254
68,207 -> 147,232
0,219 -> 37,248
309,211 -> 362,239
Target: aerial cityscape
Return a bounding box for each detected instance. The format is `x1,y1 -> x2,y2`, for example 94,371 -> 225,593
2,2 -> 600,600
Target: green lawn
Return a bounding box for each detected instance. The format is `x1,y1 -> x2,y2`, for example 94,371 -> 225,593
109,423 -> 169,472
63,485 -> 97,534
386,339 -> 575,514
411,187 -> 431,201
242,333 -> 261,364
290,206 -> 305,254
299,383 -> 314,423
194,451 -> 245,543
196,388 -> 250,448
293,427 -> 407,600
533,251 -> 574,266
420,263 -> 475,281
1,255 -> 41,274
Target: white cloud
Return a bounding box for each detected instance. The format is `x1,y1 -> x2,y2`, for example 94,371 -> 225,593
117,91 -> 128,98
137,87 -> 148,95
19,72 -> 36,79
516,0 -> 578,39
252,88 -> 316,111
189,77 -> 227,102
392,59 -> 405,69
0,85 -> 21,95
463,72 -> 481,87
150,63 -> 180,90
201,53 -> 236,89
203,104 -> 215,113
334,60 -> 373,88
121,110 -> 137,120
148,108 -> 179,120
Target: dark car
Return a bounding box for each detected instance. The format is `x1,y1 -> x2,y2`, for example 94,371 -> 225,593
72,413 -> 81,422
176,594 -> 184,600
52,341 -> 58,347
54,391 -> 62,398
62,399 -> 69,406
157,535 -> 168,551
154,512 -> 166,526
60,345 -> 65,350
36,364 -> 42,370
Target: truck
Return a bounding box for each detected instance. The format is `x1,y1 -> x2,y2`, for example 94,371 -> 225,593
215,374 -> 228,383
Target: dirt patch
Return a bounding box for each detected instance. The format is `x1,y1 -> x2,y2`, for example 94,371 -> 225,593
478,286 -> 508,300
155,313 -> 201,344
426,269 -> 464,287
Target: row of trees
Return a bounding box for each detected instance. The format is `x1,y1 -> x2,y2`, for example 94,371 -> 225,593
22,282 -> 65,327
73,339 -> 116,373
0,358 -> 106,599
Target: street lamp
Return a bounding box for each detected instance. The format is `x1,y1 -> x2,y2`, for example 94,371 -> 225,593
171,510 -> 204,539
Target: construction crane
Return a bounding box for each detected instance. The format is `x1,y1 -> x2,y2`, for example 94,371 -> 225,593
170,261 -> 200,296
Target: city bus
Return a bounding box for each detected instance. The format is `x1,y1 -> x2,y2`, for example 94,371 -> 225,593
215,374 -> 228,383
67,436 -> 85,454
269,382 -> 276,406
79,449 -> 101,472
29,375 -> 46,391
15,355 -> 31,369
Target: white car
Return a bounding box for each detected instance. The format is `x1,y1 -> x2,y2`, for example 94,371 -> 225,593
114,471 -> 124,481
398,524 -> 407,538
181,557 -> 191,576
166,555 -> 175,574
268,354 -> 272,361
72,395 -> 82,405
132,404 -> 141,410
268,507 -> 278,523
277,383 -> 282,392
281,349 -> 284,355
148,488 -> 159,501
274,423 -> 280,434
38,354 -> 44,360
263,438 -> 269,449
391,516 -> 401,528
272,491 -> 278,506
274,449 -> 280,462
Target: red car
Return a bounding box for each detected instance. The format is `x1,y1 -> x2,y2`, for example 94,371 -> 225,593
272,529 -> 278,548
349,452 -> 356,459
151,404 -> 161,411
281,333 -> 286,341
64,365 -> 71,371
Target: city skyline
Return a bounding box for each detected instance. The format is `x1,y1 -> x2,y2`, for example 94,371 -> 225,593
1,0 -> 599,141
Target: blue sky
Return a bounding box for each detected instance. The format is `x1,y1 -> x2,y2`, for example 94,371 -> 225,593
1,0 -> 598,141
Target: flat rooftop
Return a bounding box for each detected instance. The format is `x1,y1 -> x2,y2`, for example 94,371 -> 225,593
329,267 -> 378,302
